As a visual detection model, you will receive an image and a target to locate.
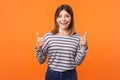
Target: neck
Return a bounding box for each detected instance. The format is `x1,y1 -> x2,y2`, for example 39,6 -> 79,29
58,28 -> 68,36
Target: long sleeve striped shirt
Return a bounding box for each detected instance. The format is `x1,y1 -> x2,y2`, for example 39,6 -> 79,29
35,32 -> 87,72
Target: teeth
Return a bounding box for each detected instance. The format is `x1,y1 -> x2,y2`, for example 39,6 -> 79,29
61,23 -> 67,24
61,23 -> 67,26
61,23 -> 66,24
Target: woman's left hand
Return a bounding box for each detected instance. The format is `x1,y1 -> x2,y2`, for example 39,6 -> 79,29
80,32 -> 88,50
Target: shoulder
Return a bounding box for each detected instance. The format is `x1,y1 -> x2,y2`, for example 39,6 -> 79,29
72,33 -> 81,39
43,32 -> 53,41
44,32 -> 53,37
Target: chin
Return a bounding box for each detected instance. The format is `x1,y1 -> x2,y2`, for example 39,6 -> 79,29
61,26 -> 68,29
59,25 -> 69,29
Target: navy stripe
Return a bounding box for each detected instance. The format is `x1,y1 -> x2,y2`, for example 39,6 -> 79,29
36,32 -> 87,72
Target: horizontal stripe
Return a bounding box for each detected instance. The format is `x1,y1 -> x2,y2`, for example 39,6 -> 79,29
45,33 -> 79,72
36,32 -> 87,72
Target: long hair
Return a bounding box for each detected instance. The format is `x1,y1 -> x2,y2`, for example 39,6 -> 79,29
51,4 -> 76,36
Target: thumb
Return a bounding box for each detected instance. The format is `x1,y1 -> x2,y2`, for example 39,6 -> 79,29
36,32 -> 40,38
83,31 -> 88,37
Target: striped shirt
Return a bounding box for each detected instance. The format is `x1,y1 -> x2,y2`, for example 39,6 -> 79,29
35,32 -> 87,72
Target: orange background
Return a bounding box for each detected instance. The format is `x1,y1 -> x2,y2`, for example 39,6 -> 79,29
0,0 -> 120,80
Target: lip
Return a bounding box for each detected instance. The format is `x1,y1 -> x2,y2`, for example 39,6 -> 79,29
60,23 -> 68,26
60,22 -> 68,24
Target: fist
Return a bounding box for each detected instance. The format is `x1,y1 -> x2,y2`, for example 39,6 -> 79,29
36,32 -> 44,48
80,32 -> 88,50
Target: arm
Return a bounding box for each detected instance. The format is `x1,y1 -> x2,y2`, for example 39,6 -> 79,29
35,33 -> 49,64
35,46 -> 47,64
75,43 -> 88,65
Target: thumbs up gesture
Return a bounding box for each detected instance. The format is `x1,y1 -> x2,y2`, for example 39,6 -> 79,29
35,32 -> 44,49
80,32 -> 88,50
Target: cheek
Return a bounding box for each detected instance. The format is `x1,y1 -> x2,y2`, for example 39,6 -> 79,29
68,19 -> 71,25
67,18 -> 71,22
56,18 -> 60,26
56,18 -> 60,23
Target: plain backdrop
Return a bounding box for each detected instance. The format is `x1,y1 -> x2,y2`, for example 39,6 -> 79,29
0,0 -> 120,80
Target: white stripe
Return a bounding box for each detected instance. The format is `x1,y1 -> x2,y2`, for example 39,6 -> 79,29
41,32 -> 84,72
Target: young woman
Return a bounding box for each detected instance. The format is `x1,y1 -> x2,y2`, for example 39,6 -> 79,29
35,4 -> 88,80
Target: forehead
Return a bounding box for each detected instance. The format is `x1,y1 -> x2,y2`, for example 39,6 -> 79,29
59,10 -> 70,15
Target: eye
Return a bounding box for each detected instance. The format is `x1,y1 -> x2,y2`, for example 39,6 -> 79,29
65,15 -> 70,18
58,15 -> 62,18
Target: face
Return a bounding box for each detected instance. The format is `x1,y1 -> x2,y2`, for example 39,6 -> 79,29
56,10 -> 71,30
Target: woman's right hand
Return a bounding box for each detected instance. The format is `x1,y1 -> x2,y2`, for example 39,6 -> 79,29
36,32 -> 44,49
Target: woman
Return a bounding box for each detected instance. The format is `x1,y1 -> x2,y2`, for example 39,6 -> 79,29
35,4 -> 88,80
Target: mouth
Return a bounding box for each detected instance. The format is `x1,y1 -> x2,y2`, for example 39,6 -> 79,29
60,22 -> 68,25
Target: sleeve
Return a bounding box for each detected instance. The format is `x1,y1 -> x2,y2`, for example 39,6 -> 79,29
35,33 -> 49,64
74,36 -> 88,65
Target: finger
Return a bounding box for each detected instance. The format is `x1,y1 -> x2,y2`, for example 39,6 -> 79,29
83,31 -> 88,37
80,37 -> 86,41
40,37 -> 44,40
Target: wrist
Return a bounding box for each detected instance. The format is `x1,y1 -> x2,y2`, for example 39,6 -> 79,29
81,45 -> 88,50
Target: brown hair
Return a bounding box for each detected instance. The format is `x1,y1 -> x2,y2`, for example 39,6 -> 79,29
51,4 -> 76,36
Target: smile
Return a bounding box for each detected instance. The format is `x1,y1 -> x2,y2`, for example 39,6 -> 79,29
60,22 -> 68,25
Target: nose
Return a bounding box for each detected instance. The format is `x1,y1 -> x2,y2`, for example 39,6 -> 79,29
61,16 -> 66,21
